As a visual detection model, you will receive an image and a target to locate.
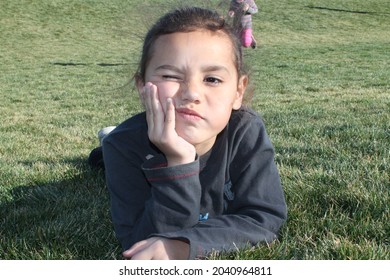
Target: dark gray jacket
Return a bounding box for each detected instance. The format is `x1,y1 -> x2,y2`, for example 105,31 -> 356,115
103,107 -> 287,259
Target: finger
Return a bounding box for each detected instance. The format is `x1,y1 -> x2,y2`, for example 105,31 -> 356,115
140,82 -> 152,112
142,83 -> 155,114
164,98 -> 176,133
128,239 -> 160,260
138,83 -> 146,109
129,249 -> 153,260
144,84 -> 166,141
141,83 -> 151,118
150,84 -> 164,122
122,238 -> 157,259
143,83 -> 159,134
130,239 -> 169,260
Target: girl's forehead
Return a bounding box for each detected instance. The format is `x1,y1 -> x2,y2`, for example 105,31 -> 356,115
147,31 -> 238,74
152,31 -> 234,58
153,30 -> 233,51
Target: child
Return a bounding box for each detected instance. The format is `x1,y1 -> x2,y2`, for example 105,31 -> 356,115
228,0 -> 258,48
101,6 -> 286,260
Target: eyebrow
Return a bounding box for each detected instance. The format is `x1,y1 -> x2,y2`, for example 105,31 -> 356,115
201,65 -> 230,74
155,65 -> 182,72
155,64 -> 231,75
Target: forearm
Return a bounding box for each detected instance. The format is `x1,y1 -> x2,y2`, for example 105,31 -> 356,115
118,155 -> 202,250
155,210 -> 286,259
142,155 -> 202,231
105,134 -> 204,253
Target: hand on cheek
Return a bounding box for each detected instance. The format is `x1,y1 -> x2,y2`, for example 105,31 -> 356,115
141,82 -> 196,166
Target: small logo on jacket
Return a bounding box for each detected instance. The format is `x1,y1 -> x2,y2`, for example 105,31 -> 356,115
199,213 -> 209,221
224,180 -> 234,210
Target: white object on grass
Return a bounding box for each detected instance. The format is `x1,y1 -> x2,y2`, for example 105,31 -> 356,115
98,126 -> 117,145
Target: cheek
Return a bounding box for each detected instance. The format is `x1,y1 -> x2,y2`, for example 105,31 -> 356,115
207,92 -> 236,111
155,81 -> 181,101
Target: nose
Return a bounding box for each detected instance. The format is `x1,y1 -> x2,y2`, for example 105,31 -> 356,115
179,81 -> 201,104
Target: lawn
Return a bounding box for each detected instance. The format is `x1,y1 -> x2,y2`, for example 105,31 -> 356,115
0,0 -> 388,259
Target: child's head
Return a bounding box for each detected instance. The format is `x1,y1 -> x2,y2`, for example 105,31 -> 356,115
135,6 -> 246,84
134,7 -> 251,154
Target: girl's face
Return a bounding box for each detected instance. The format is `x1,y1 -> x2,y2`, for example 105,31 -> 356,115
139,30 -> 248,155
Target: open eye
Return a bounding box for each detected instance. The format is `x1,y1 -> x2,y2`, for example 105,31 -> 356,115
204,77 -> 222,85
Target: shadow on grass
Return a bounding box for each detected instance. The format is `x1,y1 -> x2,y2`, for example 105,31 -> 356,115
50,62 -> 129,67
305,5 -> 390,15
0,157 -> 121,260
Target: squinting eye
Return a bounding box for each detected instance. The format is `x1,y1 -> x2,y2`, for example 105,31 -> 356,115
162,75 -> 181,81
204,77 -> 222,85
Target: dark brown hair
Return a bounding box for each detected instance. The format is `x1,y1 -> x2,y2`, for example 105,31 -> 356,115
135,6 -> 247,84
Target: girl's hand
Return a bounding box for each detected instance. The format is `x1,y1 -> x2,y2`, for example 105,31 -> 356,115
243,3 -> 249,11
141,82 -> 196,166
123,237 -> 190,260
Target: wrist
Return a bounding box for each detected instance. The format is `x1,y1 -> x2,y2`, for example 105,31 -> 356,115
167,154 -> 196,167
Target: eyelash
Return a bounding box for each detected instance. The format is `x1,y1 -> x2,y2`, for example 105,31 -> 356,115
161,75 -> 222,85
162,75 -> 181,81
204,77 -> 222,85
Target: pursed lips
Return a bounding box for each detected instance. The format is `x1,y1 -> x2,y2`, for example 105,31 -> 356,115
175,108 -> 203,120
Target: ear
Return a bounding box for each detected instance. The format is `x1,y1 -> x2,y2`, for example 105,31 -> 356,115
135,74 -> 144,93
232,75 -> 248,110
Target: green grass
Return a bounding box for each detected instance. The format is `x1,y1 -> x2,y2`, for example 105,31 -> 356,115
0,0 -> 389,259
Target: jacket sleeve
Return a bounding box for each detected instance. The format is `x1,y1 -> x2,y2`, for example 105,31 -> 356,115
153,116 -> 287,259
103,136 -> 202,251
141,155 -> 202,234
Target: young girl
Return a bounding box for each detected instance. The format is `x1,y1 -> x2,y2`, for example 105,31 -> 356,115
228,0 -> 258,48
102,6 -> 287,260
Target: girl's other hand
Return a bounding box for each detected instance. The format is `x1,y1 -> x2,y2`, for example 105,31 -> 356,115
123,237 -> 190,260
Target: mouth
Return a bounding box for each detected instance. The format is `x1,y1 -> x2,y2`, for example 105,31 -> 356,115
176,108 -> 203,120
